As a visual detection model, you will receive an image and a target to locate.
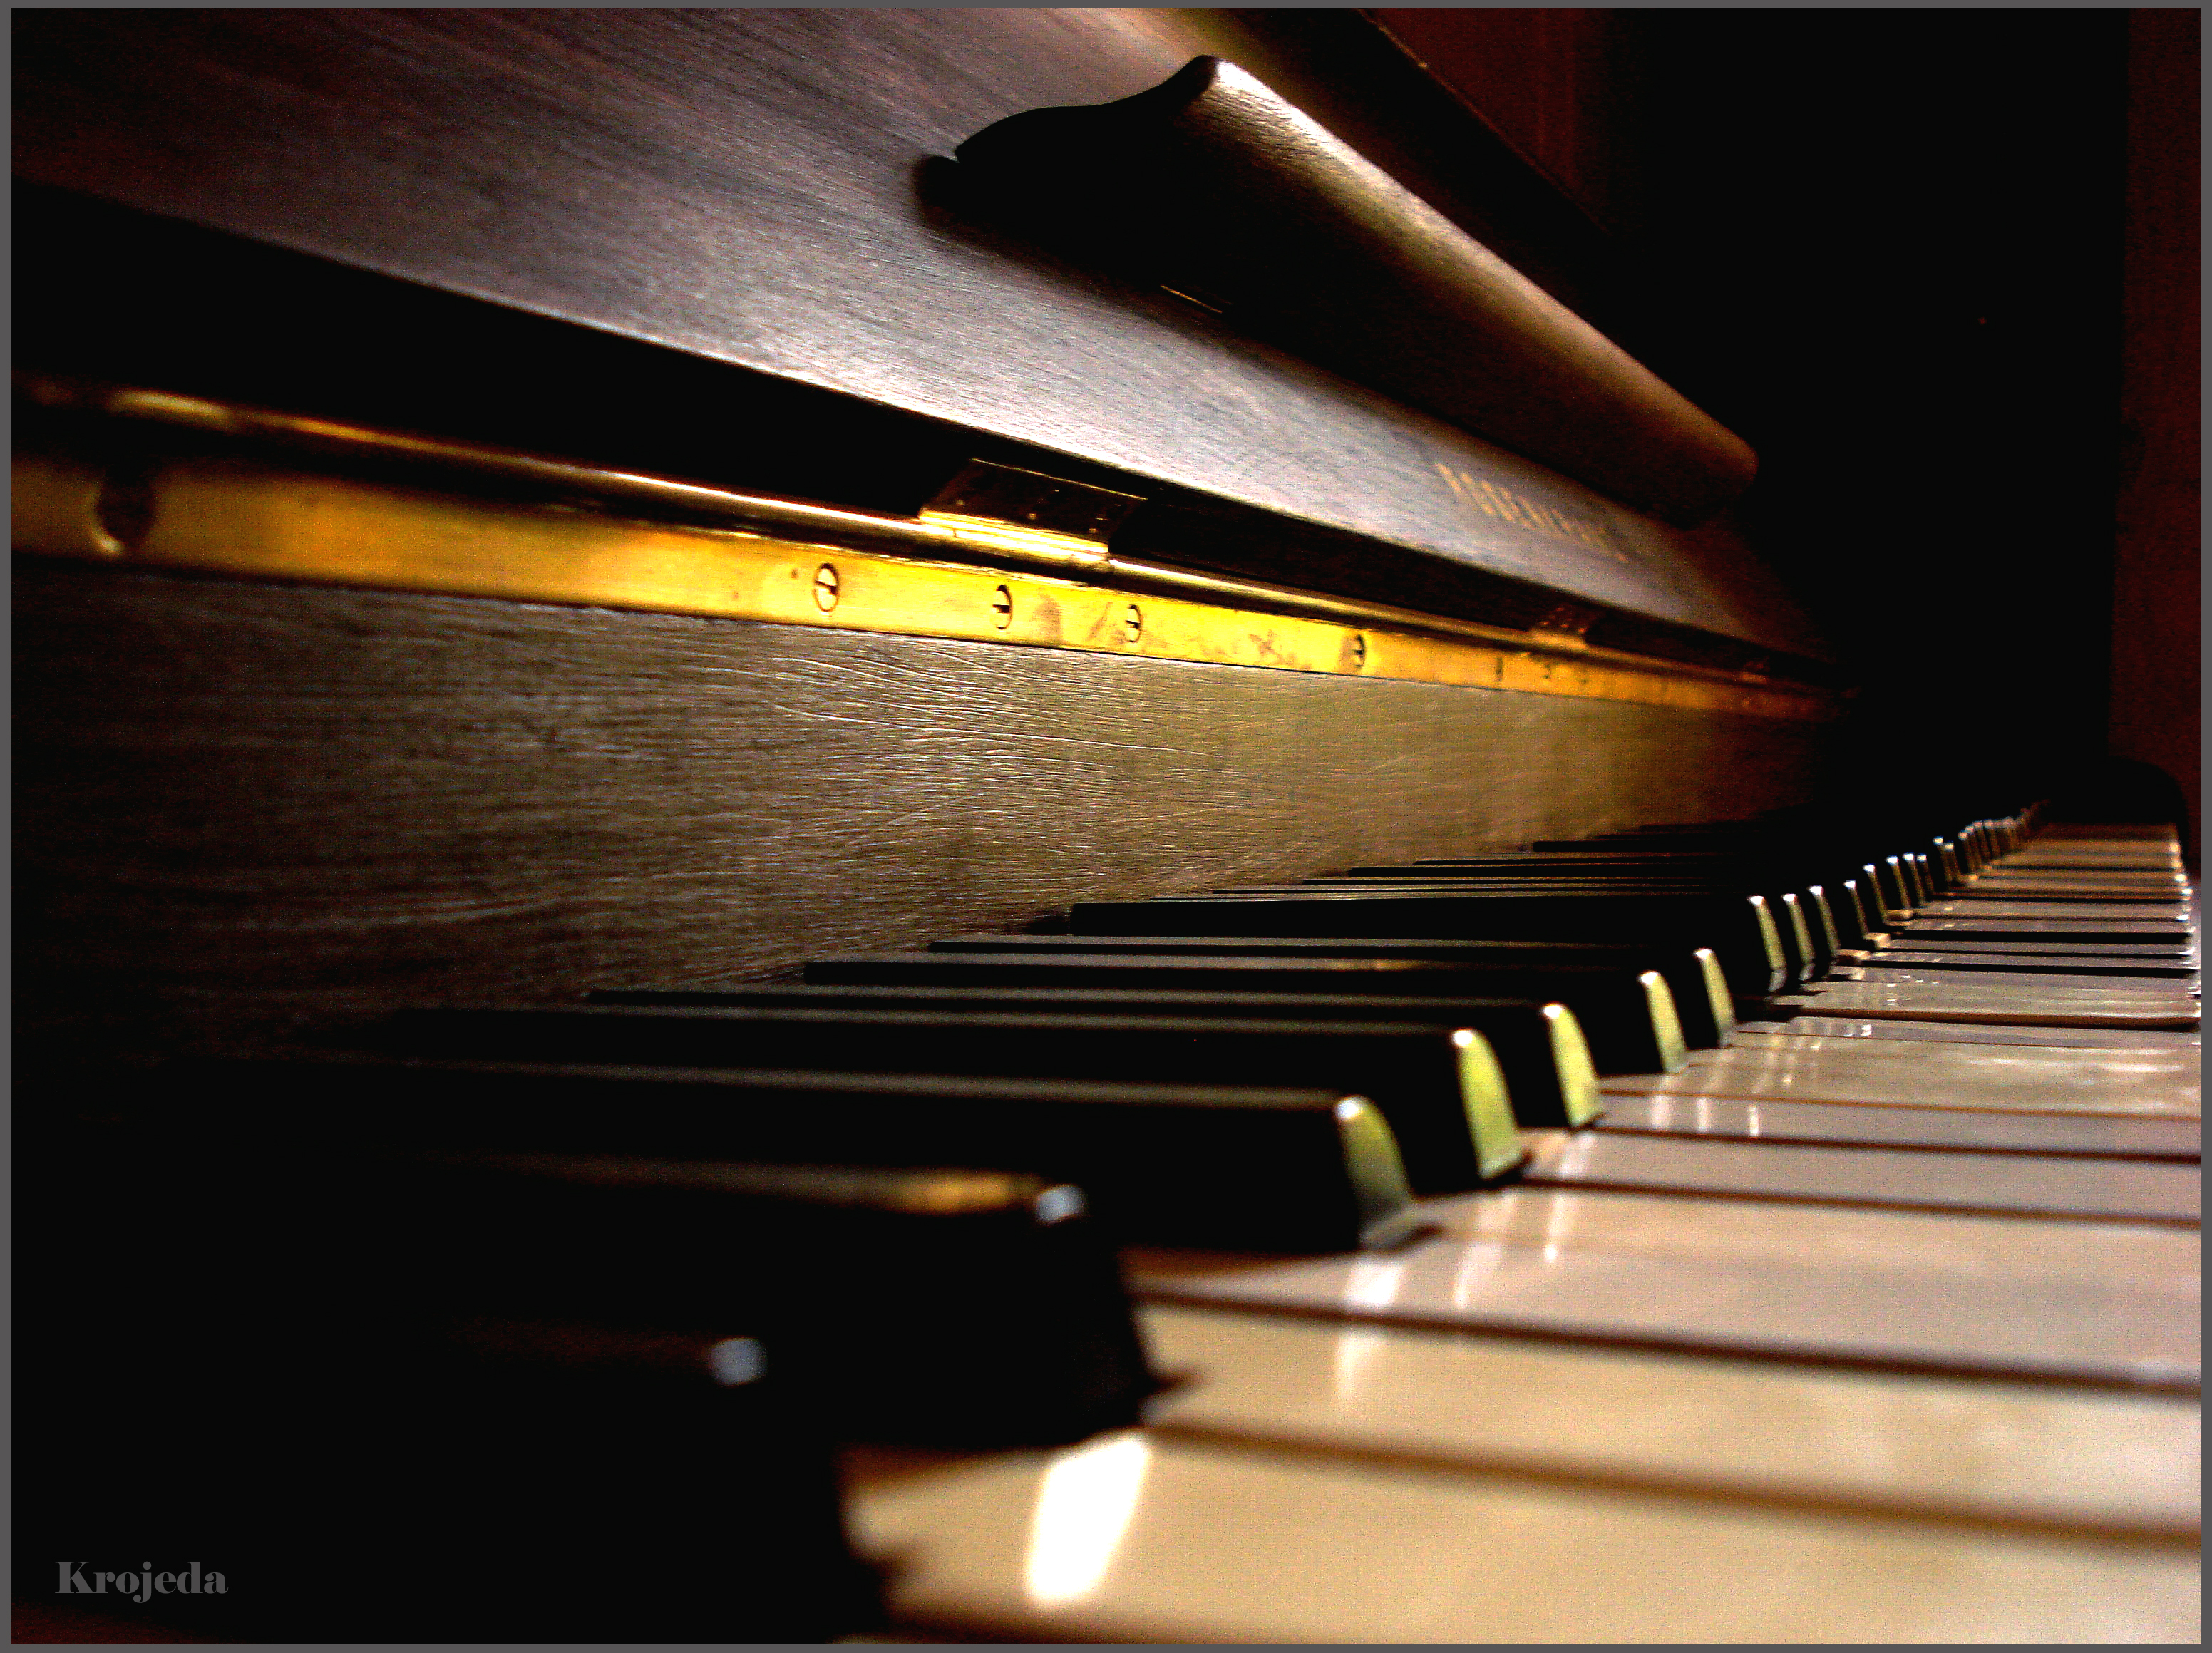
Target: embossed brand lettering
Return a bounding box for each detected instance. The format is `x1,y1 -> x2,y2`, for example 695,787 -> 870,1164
1434,463 -> 1617,559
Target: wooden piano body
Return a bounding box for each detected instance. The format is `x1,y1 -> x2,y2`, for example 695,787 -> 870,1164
13,9 -> 2197,1644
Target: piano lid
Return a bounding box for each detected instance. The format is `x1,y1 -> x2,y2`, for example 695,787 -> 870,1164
12,7 -> 1831,666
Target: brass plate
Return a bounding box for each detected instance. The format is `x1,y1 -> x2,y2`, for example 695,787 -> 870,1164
13,446 -> 1831,721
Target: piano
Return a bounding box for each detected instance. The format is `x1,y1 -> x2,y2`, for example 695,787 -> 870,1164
13,9 -> 2197,1644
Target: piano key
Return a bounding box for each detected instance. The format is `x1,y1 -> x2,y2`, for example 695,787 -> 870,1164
1071,889 -> 1792,1000
1141,1305 -> 2201,1535
1774,982 -> 2200,1031
1969,875 -> 2189,894
386,1004 -> 1528,1190
1517,1128 -> 2200,1225
379,1151 -> 1160,1446
880,942 -> 1689,1070
1132,1196 -> 2198,1388
846,1431 -> 2198,1644
1853,949 -> 2197,978
1547,833 -> 1928,923
1330,861 -> 1846,954
1850,964 -> 2200,992
1867,937 -> 2198,958
1591,1093 -> 2198,1158
590,983 -> 1603,1133
1901,915 -> 2194,944
1285,877 -> 1833,979
1920,900 -> 2194,920
925,933 -> 1737,1048
1603,1041 -> 2201,1118
801,952 -> 1637,1098
1831,974 -> 2207,1001
1943,885 -> 2191,905
1411,857 -> 1876,952
1433,1183 -> 2199,1292
1744,1018 -> 2203,1050
201,1058 -> 1429,1252
1965,887 -> 2191,906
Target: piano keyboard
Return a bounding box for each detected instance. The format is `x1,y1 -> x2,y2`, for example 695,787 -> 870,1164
830,816 -> 2200,1643
39,813 -> 2198,1642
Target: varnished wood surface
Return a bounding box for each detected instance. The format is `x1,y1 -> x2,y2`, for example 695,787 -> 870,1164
16,561 -> 1821,1063
11,8 -> 1824,661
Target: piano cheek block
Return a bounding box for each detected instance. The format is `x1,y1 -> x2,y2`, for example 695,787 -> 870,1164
204,1059 -> 1426,1254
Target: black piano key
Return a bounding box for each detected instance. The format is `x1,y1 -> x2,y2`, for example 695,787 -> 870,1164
926,933 -> 1736,1048
1827,877 -> 1878,947
383,1004 -> 1528,1190
1069,889 -> 1790,1001
909,936 -> 1697,1064
381,1151 -> 1158,1446
1402,855 -> 1871,957
1528,836 -> 1917,934
1278,877 -> 1831,982
590,983 -> 1604,1131
801,949 -> 1673,1081
195,1057 -> 1428,1252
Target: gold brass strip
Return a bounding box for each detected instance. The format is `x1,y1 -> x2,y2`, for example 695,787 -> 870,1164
12,448 -> 1833,719
19,374 -> 1825,701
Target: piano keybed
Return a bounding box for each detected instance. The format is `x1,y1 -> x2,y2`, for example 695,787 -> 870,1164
33,813 -> 2196,1642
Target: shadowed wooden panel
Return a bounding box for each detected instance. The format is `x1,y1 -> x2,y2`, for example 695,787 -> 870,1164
16,561 -> 1822,1061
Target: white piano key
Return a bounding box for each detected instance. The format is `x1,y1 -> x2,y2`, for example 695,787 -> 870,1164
1739,1018 -> 2202,1050
1804,978 -> 2202,1007
1518,1127 -> 2200,1224
1858,951 -> 2197,977
1851,965 -> 2198,992
1905,918 -> 2192,940
1436,1183 -> 2200,1290
1132,1203 -> 2198,1389
1607,1040 -> 2202,1118
1592,1091 -> 2198,1158
1919,902 -> 2192,921
1774,983 -> 2199,1031
849,1433 -> 2199,1644
1947,889 -> 2189,904
1141,1304 -> 2201,1535
1967,880 -> 2189,897
1869,938 -> 2198,957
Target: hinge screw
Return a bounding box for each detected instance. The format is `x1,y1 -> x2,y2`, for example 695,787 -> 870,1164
1120,604 -> 1143,644
989,584 -> 1013,630
91,465 -> 157,558
812,564 -> 840,612
1350,633 -> 1367,667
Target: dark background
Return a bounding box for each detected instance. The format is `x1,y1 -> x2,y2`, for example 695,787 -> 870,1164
1374,6 -> 2198,843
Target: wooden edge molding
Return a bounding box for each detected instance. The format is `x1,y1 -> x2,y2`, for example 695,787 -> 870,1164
11,385 -> 1835,722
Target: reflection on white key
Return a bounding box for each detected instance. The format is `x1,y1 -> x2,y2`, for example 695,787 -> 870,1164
1136,1198 -> 2200,1388
1334,1256 -> 1410,1404
1022,1431 -> 1151,1609
1627,1040 -> 2204,1115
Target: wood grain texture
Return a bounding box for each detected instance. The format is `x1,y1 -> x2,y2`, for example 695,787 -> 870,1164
16,561 -> 1822,1062
11,7 -> 1823,659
